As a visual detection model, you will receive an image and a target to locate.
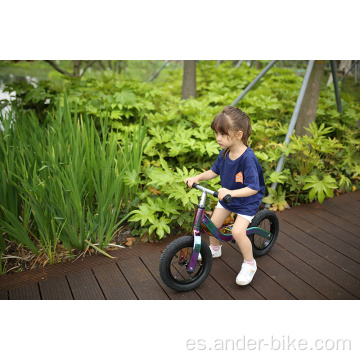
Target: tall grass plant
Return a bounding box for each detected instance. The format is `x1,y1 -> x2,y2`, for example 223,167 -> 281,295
0,95 -> 147,272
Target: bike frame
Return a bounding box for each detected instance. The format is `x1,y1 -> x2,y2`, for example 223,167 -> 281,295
186,185 -> 272,273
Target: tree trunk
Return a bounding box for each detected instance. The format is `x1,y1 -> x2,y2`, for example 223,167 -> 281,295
295,60 -> 325,137
182,60 -> 197,99
327,60 -> 353,86
117,60 -> 122,74
338,60 -> 352,74
73,60 -> 82,77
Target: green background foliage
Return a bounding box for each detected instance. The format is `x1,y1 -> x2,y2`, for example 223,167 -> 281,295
1,60 -> 359,272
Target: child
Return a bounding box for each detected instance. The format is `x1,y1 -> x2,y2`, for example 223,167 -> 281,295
184,105 -> 265,286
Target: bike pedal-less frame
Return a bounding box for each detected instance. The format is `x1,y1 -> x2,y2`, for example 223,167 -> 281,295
187,183 -> 272,273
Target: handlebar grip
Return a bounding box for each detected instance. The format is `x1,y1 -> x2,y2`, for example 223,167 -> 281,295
223,194 -> 232,204
213,192 -> 232,204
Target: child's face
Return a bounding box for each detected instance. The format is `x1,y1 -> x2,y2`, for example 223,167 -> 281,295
215,130 -> 243,149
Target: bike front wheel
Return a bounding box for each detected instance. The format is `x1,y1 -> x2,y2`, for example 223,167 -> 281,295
159,236 -> 212,291
248,209 -> 279,257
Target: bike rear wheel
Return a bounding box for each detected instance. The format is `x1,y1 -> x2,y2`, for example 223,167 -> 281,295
248,209 -> 279,256
159,236 -> 212,291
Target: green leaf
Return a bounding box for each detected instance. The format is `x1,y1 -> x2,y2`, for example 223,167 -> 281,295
262,196 -> 274,205
302,175 -> 338,203
148,217 -> 171,239
254,151 -> 269,161
129,204 -> 156,226
269,171 -> 288,184
123,169 -> 138,187
110,110 -> 123,119
205,141 -> 220,157
0,205 -> 38,254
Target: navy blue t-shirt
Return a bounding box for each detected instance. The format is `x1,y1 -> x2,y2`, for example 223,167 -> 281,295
211,147 -> 265,216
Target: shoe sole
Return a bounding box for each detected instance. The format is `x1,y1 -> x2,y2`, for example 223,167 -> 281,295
236,269 -> 257,286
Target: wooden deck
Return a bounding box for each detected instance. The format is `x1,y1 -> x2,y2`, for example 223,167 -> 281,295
0,191 -> 359,300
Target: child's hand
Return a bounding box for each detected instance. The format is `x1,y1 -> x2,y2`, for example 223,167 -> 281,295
218,188 -> 233,201
184,176 -> 200,188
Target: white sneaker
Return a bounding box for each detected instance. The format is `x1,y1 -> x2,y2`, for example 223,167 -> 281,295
236,262 -> 257,286
210,245 -> 222,258
197,245 -> 222,261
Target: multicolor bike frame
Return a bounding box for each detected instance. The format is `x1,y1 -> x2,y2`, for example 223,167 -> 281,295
186,184 -> 272,273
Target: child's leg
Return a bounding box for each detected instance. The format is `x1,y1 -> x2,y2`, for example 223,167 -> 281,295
209,207 -> 231,247
231,215 -> 253,261
232,215 -> 257,285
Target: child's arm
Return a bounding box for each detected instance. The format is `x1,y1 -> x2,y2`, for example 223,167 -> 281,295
184,170 -> 218,188
218,187 -> 258,200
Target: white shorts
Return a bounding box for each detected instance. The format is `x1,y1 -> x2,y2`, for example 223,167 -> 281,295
215,201 -> 255,223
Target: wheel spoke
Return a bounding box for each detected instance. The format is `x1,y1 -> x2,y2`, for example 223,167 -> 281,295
159,235 -> 212,291
169,247 -> 203,283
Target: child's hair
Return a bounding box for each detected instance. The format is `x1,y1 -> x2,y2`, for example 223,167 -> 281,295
211,105 -> 252,147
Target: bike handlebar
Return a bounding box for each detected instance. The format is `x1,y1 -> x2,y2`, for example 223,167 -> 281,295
191,183 -> 232,204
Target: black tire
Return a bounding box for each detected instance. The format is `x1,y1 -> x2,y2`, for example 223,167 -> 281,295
248,209 -> 279,257
159,236 -> 212,291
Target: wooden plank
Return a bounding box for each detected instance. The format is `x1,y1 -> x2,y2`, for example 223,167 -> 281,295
325,192 -> 360,214
114,239 -> 170,262
320,201 -> 360,226
222,242 -> 296,300
199,237 -> 264,300
9,283 -> 41,300
333,192 -> 360,203
335,201 -> 360,217
304,207 -> 360,238
0,290 -> 8,300
0,270 -> 47,292
0,238 -> 174,292
280,220 -> 360,280
250,269 -> 296,300
118,257 -> 169,300
39,276 -> 73,300
66,269 -> 105,300
348,190 -> 360,199
211,258 -> 265,300
295,207 -> 360,250
0,258 -> 115,293
312,191 -> 360,205
256,252 -> 326,299
140,252 -> 201,300
283,213 -> 360,263
195,272 -> 233,300
93,263 -> 137,300
276,232 -> 360,299
269,242 -> 356,299
336,201 -> 360,218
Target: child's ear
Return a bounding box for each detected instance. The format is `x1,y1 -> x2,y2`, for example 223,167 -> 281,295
236,131 -> 243,140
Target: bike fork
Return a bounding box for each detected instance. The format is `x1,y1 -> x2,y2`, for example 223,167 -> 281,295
187,204 -> 204,274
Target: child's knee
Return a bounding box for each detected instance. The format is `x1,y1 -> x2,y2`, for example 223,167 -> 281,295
232,227 -> 247,241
